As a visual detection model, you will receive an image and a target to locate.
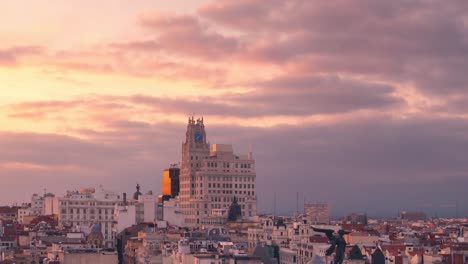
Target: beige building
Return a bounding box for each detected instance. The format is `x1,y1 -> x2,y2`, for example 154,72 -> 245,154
179,117 -> 257,227
17,207 -> 31,224
43,193 -> 59,215
304,203 -> 330,224
31,194 -> 44,216
54,251 -> 117,264
347,232 -> 379,245
57,185 -> 122,248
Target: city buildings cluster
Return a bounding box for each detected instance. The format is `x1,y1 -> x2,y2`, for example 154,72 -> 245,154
0,118 -> 467,264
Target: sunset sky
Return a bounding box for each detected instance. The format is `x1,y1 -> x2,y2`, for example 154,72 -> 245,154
1,0 -> 468,216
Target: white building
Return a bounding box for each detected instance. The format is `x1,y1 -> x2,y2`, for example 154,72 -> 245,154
113,188 -> 164,235
280,247 -> 297,264
57,185 -> 122,248
163,198 -> 184,227
31,194 -> 44,216
17,207 -> 31,224
43,193 -> 59,215
28,193 -> 59,216
114,203 -> 136,235
179,117 -> 257,227
136,191 -> 160,224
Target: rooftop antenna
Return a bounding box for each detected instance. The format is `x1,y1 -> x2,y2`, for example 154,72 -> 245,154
303,195 -> 306,214
296,192 -> 299,217
273,192 -> 277,216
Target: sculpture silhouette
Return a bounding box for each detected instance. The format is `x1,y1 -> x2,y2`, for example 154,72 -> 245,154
312,227 -> 348,264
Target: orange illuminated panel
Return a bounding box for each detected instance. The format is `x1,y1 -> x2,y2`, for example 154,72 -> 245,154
162,169 -> 171,196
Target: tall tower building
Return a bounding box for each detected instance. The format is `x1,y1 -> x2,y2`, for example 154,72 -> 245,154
179,117 -> 257,227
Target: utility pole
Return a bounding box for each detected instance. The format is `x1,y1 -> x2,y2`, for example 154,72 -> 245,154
296,192 -> 299,217
273,192 -> 277,216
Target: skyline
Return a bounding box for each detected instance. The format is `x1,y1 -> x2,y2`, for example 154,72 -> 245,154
1,0 -> 468,217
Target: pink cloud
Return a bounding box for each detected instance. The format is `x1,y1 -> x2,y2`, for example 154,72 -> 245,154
0,45 -> 43,66
134,12 -> 240,59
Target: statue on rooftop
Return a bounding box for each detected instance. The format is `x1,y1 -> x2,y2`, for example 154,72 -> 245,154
133,183 -> 142,200
349,245 -> 364,260
312,227 -> 349,264
227,196 -> 242,222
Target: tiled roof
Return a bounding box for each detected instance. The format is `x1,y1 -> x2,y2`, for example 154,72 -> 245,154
0,207 -> 18,214
309,236 -> 329,243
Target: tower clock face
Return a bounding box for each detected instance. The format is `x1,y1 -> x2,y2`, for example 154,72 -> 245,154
194,132 -> 202,142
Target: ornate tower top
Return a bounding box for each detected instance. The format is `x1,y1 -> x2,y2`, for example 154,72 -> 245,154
187,116 -> 204,126
182,116 -> 209,170
184,116 -> 207,145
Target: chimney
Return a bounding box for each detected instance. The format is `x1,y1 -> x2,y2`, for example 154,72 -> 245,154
123,193 -> 127,206
248,144 -> 253,160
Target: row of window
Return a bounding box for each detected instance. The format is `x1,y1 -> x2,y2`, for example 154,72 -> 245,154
61,214 -> 112,220
208,190 -> 255,196
207,183 -> 254,189
208,203 -> 253,210
191,190 -> 254,196
190,155 -> 207,160
183,210 -> 254,217
205,162 -> 253,168
210,197 -> 251,203
207,176 -> 254,182
60,201 -> 115,206
61,208 -> 112,214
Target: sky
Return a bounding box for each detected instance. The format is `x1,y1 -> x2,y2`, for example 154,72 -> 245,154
1,0 -> 468,217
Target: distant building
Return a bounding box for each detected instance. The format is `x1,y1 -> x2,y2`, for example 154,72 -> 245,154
113,194 -> 136,235
54,249 -> 117,264
31,194 -> 44,216
0,206 -> 19,221
135,190 -> 160,224
114,185 -> 162,235
57,185 -> 122,248
28,193 -> 58,217
344,213 -> 368,225
162,165 -> 180,200
163,197 -> 184,227
304,203 -> 330,224
400,211 -> 426,221
43,193 -> 59,215
17,206 -> 31,224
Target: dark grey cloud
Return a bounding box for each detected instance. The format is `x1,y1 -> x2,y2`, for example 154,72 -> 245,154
207,116 -> 468,217
200,0 -> 468,96
128,75 -> 403,116
0,122 -> 182,203
2,116 -> 468,216
8,75 -> 403,120
431,96 -> 468,114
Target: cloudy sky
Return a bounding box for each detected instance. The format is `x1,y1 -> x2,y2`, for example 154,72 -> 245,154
1,0 -> 468,217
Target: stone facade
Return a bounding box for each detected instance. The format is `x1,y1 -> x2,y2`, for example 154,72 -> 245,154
179,117 -> 257,227
57,185 -> 121,248
304,203 -> 330,225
